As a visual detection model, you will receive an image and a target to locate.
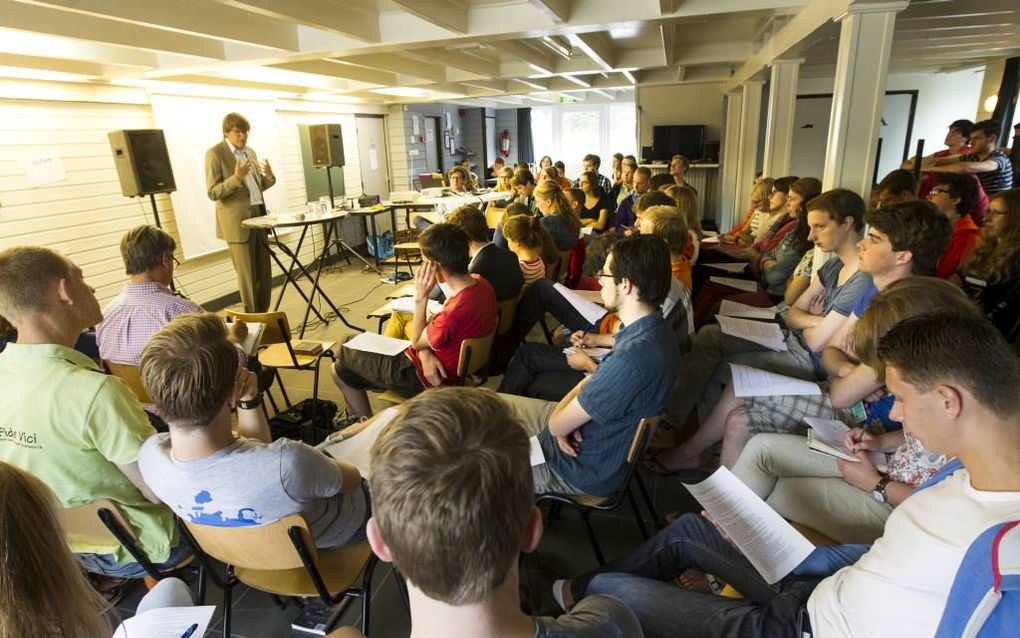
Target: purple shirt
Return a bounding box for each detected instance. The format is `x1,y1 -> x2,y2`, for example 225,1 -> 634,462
97,282 -> 203,366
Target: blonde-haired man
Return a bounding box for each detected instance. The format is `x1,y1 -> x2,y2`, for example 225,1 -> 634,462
367,387 -> 641,637
137,313 -> 367,547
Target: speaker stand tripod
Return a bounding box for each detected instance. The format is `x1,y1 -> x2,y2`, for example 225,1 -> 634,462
323,166 -> 381,275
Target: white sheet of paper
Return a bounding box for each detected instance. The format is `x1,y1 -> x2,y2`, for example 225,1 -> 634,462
563,347 -> 612,361
706,262 -> 749,273
804,417 -> 887,468
717,315 -> 788,351
389,296 -> 443,319
113,605 -> 215,638
572,289 -> 606,306
702,229 -> 719,237
343,332 -> 411,357
368,146 -> 379,171
239,322 -> 264,356
553,282 -> 608,325
683,467 -> 815,584
412,114 -> 420,135
701,235 -> 721,244
21,150 -> 66,187
719,300 -> 777,320
710,276 -> 758,292
321,408 -> 400,478
529,436 -> 545,467
729,363 -> 821,398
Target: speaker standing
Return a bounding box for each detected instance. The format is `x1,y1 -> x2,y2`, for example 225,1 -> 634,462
205,112 -> 276,312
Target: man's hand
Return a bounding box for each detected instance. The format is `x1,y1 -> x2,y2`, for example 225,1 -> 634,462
837,453 -> 883,491
415,260 -> 439,300
842,427 -> 879,453
419,349 -> 447,386
701,510 -> 735,547
555,430 -> 583,458
262,159 -> 274,180
807,292 -> 825,316
234,158 -> 251,181
566,349 -> 596,373
569,330 -> 595,349
227,319 -> 248,344
228,366 -> 259,408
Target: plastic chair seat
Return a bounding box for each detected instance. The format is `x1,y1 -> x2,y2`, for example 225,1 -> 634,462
234,541 -> 374,598
258,341 -> 335,369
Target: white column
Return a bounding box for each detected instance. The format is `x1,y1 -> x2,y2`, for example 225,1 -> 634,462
822,2 -> 908,195
734,80 -> 764,226
719,89 -> 744,232
762,59 -> 802,179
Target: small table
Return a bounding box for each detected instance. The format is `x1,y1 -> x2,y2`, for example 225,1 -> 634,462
242,212 -> 365,338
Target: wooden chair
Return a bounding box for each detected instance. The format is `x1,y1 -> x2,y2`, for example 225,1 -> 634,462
58,499 -> 193,584
374,330 -> 496,405
104,361 -> 150,404
225,310 -> 335,417
497,298 -> 517,336
557,249 -> 573,284
537,417 -> 663,565
326,629 -> 366,638
485,205 -> 506,230
179,515 -> 383,637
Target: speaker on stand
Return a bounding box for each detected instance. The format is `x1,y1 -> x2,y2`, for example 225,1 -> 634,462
307,124 -> 380,274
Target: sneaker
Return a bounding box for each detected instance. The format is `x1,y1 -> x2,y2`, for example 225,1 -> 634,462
331,410 -> 360,431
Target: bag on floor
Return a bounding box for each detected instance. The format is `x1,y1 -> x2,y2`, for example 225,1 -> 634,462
268,398 -> 339,445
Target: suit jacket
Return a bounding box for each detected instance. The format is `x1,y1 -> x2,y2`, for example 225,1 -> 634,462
205,140 -> 276,243
471,243 -> 525,301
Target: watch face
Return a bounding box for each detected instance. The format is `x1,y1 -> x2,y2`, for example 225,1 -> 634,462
871,490 -> 886,503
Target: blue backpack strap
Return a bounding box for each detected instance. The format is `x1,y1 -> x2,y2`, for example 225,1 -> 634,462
936,521 -> 1020,638
913,457 -> 964,496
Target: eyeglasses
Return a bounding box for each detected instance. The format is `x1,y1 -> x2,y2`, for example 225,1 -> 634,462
595,270 -> 614,279
928,188 -> 950,196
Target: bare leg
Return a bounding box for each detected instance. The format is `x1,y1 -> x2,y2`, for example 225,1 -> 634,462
653,384 -> 744,472
330,366 -> 373,419
720,409 -> 752,468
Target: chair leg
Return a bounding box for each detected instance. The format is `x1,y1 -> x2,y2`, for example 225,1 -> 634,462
360,556 -> 378,636
222,585 -> 233,638
270,594 -> 287,609
634,472 -> 663,529
265,388 -> 280,414
196,563 -> 207,605
579,509 -> 605,565
627,485 -> 650,540
274,369 -> 292,407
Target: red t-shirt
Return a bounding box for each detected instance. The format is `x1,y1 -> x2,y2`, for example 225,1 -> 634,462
936,215 -> 982,279
918,146 -> 989,225
407,276 -> 498,387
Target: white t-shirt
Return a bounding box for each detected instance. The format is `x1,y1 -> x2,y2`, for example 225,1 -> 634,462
807,468 -> 1020,637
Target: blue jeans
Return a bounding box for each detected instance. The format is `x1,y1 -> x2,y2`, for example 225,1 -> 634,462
573,514 -> 817,638
79,539 -> 193,579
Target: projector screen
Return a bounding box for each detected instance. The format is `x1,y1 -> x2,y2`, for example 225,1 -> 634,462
149,95 -> 289,260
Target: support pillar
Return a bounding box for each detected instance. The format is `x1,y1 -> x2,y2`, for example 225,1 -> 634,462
734,81 -> 764,228
821,2 -> 908,196
762,59 -> 802,179
719,90 -> 744,232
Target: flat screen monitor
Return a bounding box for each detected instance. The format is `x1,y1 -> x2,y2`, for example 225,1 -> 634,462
652,125 -> 705,162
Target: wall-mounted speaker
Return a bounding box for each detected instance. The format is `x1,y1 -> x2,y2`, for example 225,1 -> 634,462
308,123 -> 345,168
108,129 -> 176,197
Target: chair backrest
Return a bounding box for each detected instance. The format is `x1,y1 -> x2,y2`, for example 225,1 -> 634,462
557,250 -> 573,283
226,309 -> 290,345
104,361 -> 151,404
325,628 -> 367,638
58,499 -> 137,548
184,514 -> 314,571
625,417 -> 659,465
457,331 -> 496,379
485,205 -> 506,230
496,298 -> 516,336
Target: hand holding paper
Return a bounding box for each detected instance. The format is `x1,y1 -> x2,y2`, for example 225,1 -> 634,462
729,364 -> 821,398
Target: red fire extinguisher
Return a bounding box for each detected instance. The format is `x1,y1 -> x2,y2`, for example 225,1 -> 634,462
500,129 -> 511,157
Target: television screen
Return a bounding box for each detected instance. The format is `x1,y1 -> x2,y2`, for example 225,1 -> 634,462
652,125 -> 705,162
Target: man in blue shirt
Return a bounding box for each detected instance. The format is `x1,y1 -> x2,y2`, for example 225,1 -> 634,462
499,235 -> 678,497
612,166 -> 652,232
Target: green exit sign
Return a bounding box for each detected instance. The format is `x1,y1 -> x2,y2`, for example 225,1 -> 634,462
558,95 -> 580,104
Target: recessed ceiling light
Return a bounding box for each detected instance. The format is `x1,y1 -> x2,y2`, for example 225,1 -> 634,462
370,87 -> 433,98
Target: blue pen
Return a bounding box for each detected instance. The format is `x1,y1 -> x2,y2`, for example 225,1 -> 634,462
180,623 -> 199,638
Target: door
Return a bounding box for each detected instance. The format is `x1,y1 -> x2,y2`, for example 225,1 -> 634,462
355,115 -> 390,199
425,116 -> 441,173
874,92 -> 916,182
789,96 -> 831,180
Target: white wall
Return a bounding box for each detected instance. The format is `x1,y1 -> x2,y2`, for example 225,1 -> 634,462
636,82 -> 726,152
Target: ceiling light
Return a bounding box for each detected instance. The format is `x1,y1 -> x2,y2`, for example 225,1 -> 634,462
561,74 -> 591,88
984,94 -> 998,112
370,87 -> 433,98
540,36 -> 572,60
515,78 -> 547,90
621,70 -> 637,84
528,62 -> 553,75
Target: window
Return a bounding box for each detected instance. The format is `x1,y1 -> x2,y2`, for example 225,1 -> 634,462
529,97 -> 636,180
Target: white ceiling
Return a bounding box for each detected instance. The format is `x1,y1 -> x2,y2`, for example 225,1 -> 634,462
0,0 -> 1016,105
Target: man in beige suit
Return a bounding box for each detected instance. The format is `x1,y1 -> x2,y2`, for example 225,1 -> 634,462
205,112 -> 276,312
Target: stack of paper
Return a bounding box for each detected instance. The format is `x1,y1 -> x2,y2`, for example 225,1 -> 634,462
719,300 -> 777,320
805,417 -> 888,471
113,606 -> 216,638
342,332 -> 411,356
701,235 -> 721,244
553,283 -> 608,325
562,346 -> 612,361
717,315 -> 788,351
706,262 -> 749,274
710,276 -> 758,292
729,364 -> 821,398
320,407 -> 401,478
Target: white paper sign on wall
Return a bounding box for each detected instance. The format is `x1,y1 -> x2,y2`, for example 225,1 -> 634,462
21,150 -> 66,187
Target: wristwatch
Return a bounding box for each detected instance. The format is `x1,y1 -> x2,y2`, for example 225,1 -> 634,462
871,475 -> 892,503
237,394 -> 262,410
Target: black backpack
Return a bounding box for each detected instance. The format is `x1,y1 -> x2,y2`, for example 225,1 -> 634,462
268,398 -> 338,445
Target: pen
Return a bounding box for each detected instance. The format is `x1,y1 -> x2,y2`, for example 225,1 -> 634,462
180,623 -> 199,638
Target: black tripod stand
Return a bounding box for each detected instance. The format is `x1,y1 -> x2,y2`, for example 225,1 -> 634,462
323,165 -> 380,275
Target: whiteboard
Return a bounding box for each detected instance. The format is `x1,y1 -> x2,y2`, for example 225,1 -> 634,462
149,95 -> 289,259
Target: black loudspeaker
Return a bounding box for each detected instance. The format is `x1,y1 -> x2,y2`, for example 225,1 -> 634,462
309,123 -> 345,168
108,129 -> 176,197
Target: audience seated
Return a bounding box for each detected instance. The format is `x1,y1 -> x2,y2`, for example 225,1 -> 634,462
553,313 -> 1020,638
649,172 -> 675,191
615,155 -> 637,206
960,188 -> 1020,342
571,154 -> 612,196
669,154 -> 694,192
0,246 -> 185,581
732,277 -> 972,544
576,170 -> 611,233
534,179 -> 583,250
486,156 -> 504,181
513,169 -> 539,214
554,160 -> 567,181
332,224 -> 497,417
664,185 -> 705,266
874,169 -> 918,208
638,205 -> 693,291
366,388 -> 641,637
928,172 -> 982,278
923,119 -> 1014,196
718,176 -> 772,247
436,205 -> 523,302
903,118 -> 973,177
504,215 -> 550,286
718,175 -> 797,264
499,235 -> 677,497
138,313 -> 368,548
612,166 -> 652,232
758,177 -> 822,295
495,165 -> 515,193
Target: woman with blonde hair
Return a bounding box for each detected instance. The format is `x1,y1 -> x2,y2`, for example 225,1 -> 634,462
534,179 -> 582,250
960,188 -> 1020,341
539,165 -> 571,190
665,185 -> 705,264
720,177 -> 774,247
495,165 -> 515,193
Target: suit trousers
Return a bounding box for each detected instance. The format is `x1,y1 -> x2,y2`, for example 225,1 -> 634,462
228,211 -> 272,312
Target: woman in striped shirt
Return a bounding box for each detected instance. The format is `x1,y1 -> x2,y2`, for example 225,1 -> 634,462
503,214 -> 551,287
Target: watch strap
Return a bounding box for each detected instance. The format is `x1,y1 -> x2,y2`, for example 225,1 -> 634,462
874,475 -> 892,495
238,394 -> 262,410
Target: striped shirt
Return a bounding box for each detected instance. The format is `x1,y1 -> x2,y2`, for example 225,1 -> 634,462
519,257 -> 546,287
960,149 -> 1013,196
97,282 -> 203,366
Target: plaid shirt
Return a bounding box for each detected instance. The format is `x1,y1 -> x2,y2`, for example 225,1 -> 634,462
97,282 -> 203,366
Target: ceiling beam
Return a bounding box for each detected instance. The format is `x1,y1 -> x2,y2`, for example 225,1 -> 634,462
659,0 -> 681,14
388,0 -> 469,34
496,39 -> 556,75
528,0 -> 572,23
570,31 -> 616,72
153,73 -> 312,93
0,52 -> 106,76
0,27 -> 160,68
0,1 -> 225,60
899,0 -> 1016,20
270,60 -> 396,85
897,12 -> 1020,31
214,0 -> 380,43
407,47 -> 499,78
660,23 -> 676,66
19,0 -> 301,51
338,52 -> 447,83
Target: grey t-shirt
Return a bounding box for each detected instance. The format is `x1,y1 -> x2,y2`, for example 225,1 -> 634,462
533,595 -> 643,637
138,434 -> 367,548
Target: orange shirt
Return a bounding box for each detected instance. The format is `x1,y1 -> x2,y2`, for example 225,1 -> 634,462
672,258 -> 693,292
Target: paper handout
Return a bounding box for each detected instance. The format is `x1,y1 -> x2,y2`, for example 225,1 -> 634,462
805,417 -> 888,470
389,296 -> 443,319
320,407 -> 401,478
529,436 -> 546,467
113,605 -> 215,638
683,467 -> 815,584
717,315 -> 788,351
343,332 -> 411,357
701,235 -> 721,244
706,262 -> 749,274
563,346 -> 612,361
719,300 -> 778,320
729,363 -> 821,398
710,276 -> 758,292
553,282 -> 608,325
